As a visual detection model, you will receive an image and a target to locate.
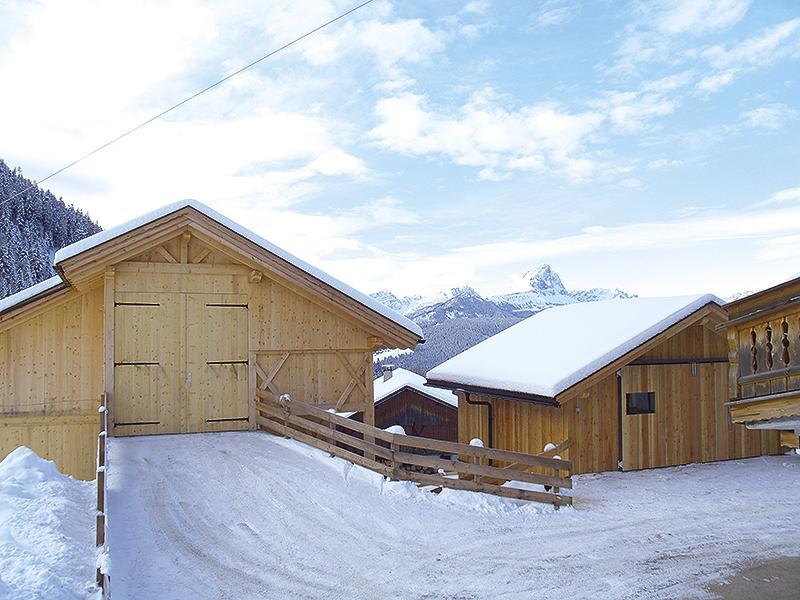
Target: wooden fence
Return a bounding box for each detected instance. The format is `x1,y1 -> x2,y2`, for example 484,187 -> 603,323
95,393 -> 109,594
255,391 -> 572,507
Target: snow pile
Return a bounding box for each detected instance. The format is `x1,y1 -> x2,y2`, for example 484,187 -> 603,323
0,447 -> 98,599
383,424 -> 406,435
428,294 -> 723,398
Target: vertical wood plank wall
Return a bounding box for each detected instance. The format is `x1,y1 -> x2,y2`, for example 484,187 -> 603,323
0,286 -> 104,480
458,323 -> 779,475
351,389 -> 458,441
457,375 -> 618,475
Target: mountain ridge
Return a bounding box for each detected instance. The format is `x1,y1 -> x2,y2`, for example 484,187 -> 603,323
370,264 -> 637,376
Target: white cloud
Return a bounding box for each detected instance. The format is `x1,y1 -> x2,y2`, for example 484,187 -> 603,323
462,1 -> 490,15
607,1 -> 749,75
647,158 -> 684,169
369,89 -> 605,182
755,234 -> 800,261
324,202 -> 800,298
654,0 -> 750,35
592,91 -> 678,133
297,13 -> 446,76
695,17 -> 800,92
754,186 -> 800,208
740,103 -> 799,130
529,1 -> 580,30
703,17 -> 800,69
0,0 -> 454,262
696,70 -> 738,93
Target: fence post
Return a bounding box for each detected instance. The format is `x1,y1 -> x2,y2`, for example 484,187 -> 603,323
389,438 -> 400,480
96,393 -> 108,589
279,393 -> 291,438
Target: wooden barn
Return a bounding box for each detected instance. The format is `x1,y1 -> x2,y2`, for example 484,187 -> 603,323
345,365 -> 458,441
0,200 -> 422,479
723,276 -> 800,450
427,295 -> 780,474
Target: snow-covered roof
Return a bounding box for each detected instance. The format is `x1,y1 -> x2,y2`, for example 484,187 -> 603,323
32,199 -> 420,338
0,275 -> 65,315
427,294 -> 723,399
374,368 -> 458,407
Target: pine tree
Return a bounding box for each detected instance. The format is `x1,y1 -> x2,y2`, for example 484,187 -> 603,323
0,160 -> 102,298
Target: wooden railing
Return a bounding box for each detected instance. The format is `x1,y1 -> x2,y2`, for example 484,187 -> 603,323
95,393 -> 109,594
255,391 -> 572,507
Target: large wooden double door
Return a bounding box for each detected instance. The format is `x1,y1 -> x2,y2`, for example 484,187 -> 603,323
113,292 -> 249,435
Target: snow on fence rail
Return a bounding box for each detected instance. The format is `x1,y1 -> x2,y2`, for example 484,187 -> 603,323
254,391 -> 572,507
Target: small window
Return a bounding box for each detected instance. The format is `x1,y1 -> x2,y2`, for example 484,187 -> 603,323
626,392 -> 655,415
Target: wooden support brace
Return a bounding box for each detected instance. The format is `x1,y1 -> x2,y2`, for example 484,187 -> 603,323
155,245 -> 178,263
191,246 -> 213,264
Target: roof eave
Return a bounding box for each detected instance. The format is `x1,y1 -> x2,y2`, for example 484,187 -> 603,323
425,379 -> 559,407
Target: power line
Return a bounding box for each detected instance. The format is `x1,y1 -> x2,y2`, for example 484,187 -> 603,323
1,0 -> 375,208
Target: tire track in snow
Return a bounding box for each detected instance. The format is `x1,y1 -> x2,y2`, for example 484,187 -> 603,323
107,432 -> 800,600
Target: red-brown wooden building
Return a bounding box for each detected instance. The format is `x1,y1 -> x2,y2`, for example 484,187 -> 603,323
347,366 -> 458,441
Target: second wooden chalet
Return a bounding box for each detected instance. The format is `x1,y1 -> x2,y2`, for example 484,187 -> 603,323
722,276 -> 800,451
427,295 -> 779,474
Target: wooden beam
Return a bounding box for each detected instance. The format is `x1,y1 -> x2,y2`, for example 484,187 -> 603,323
180,231 -> 191,264
155,245 -> 178,263
256,353 -> 289,397
335,380 -> 357,410
191,247 -> 213,264
103,268 -> 115,436
335,352 -> 368,396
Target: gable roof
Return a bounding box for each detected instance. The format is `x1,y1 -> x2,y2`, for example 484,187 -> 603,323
374,368 -> 457,408
0,275 -> 65,316
2,199 -> 421,339
426,294 -> 723,402
723,275 -> 800,328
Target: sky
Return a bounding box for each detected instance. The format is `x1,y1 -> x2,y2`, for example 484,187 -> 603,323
0,0 -> 799,299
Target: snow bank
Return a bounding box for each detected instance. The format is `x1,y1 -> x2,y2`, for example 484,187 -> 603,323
0,447 -> 98,599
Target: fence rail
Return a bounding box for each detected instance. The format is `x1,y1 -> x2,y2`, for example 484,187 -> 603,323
255,392 -> 572,507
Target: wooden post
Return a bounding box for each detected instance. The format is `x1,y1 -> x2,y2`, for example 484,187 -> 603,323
247,351 -> 257,431
180,230 -> 191,264
389,439 -> 400,480
103,268 -> 115,436
96,393 -> 108,589
552,465 -> 560,511
363,354 -> 376,461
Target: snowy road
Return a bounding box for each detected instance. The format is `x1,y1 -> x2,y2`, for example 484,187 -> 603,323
106,432 -> 800,600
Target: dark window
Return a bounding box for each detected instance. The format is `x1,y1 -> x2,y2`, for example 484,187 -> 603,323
626,391 -> 655,415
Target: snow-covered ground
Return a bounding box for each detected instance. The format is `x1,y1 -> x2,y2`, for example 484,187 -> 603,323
107,432 -> 800,600
0,447 -> 99,599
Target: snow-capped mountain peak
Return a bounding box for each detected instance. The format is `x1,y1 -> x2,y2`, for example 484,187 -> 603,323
524,264 -> 568,296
